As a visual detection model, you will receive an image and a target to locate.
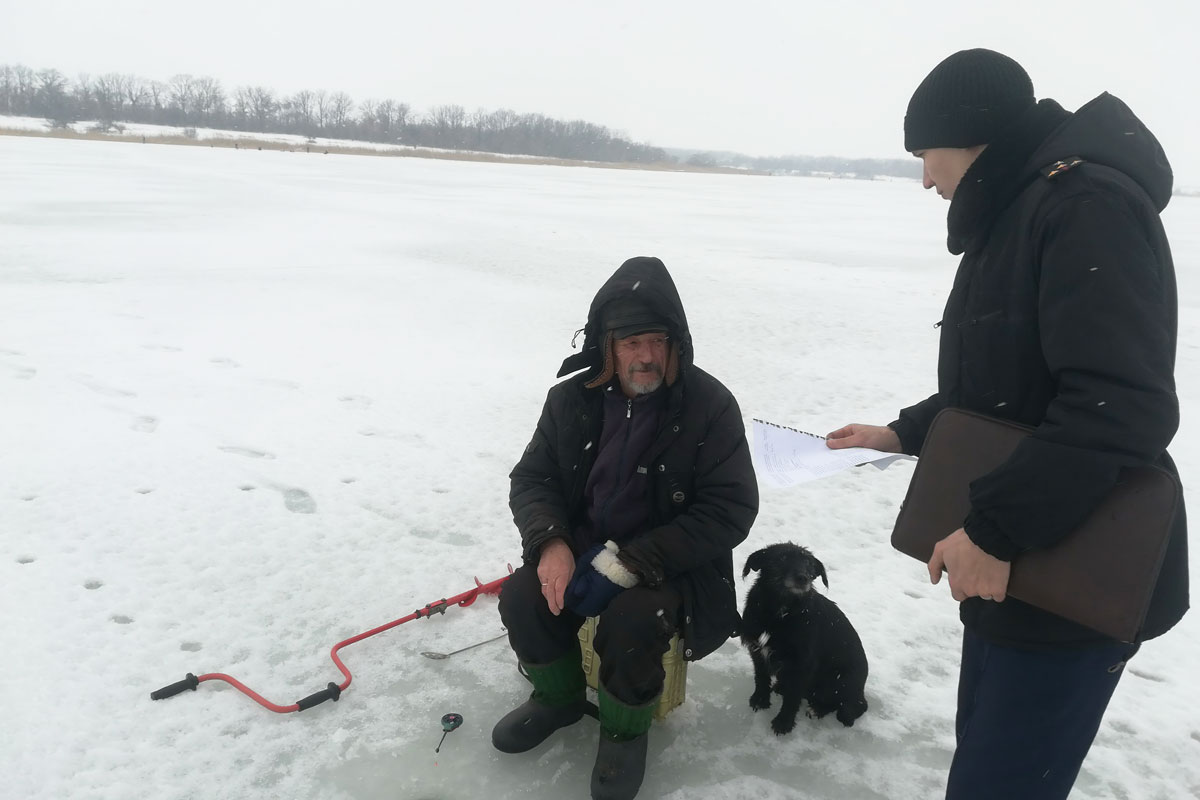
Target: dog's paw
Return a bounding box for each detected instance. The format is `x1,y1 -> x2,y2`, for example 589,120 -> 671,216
770,714 -> 797,736
836,700 -> 868,727
749,691 -> 772,711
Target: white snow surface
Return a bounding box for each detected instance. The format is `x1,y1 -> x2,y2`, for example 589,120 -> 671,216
2,135 -> 1199,800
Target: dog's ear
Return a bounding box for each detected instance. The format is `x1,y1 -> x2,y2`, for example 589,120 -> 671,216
743,549 -> 765,578
814,557 -> 829,589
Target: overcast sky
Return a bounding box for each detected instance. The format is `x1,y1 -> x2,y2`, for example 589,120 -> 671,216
2,0 -> 1198,182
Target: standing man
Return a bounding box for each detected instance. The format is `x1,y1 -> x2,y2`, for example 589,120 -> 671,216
492,256 -> 758,800
828,49 -> 1188,799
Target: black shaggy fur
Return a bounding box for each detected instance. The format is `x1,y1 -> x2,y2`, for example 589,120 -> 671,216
740,542 -> 869,734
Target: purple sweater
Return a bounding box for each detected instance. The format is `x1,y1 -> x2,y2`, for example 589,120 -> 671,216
573,383 -> 667,550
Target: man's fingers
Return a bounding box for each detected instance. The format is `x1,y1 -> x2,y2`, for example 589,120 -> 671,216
553,584 -> 566,615
544,582 -> 561,615
927,552 -> 945,584
539,575 -> 560,615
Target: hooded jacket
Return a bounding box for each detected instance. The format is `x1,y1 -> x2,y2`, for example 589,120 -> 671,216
891,94 -> 1188,647
509,256 -> 759,660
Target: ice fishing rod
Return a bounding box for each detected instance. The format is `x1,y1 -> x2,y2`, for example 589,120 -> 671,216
150,566 -> 514,714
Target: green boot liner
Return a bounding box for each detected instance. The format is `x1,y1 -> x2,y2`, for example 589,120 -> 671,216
523,647 -> 586,708
598,685 -> 658,742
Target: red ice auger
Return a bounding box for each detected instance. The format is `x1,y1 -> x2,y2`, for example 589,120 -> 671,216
151,567 -> 513,714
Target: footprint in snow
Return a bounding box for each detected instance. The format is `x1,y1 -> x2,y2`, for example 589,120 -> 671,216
180,642 -> 202,652
111,615 -> 134,625
131,415 -> 158,433
75,377 -> 137,398
1,361 -> 36,379
339,395 -> 373,409
16,555 -> 36,564
1128,668 -> 1166,683
219,445 -> 275,459
209,357 -> 240,368
283,488 -> 317,514
84,580 -> 103,590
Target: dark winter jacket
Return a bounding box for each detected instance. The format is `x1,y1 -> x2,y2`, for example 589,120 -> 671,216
510,256 -> 759,660
890,95 -> 1188,647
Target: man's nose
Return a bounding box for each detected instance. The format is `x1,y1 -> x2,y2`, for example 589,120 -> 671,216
922,170 -> 935,190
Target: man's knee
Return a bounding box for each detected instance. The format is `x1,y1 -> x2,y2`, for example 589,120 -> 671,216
596,587 -> 679,653
498,565 -> 541,627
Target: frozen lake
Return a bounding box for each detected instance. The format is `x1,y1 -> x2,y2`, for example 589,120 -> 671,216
2,134 -> 1198,799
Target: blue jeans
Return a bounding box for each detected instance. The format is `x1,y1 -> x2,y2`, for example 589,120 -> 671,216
946,628 -> 1138,800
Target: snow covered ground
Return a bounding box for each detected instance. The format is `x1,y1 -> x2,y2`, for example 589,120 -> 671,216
2,134 -> 1198,800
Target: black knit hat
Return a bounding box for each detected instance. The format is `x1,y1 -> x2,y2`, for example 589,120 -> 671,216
601,296 -> 668,340
904,49 -> 1035,152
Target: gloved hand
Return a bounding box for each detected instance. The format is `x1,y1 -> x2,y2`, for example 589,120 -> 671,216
563,540 -> 639,617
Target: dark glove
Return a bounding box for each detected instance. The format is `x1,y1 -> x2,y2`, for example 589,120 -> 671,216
564,540 -> 639,617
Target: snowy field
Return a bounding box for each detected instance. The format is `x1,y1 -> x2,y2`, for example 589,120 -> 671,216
2,134 -> 1198,800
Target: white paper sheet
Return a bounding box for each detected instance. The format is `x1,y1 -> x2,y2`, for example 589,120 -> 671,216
752,419 -> 914,488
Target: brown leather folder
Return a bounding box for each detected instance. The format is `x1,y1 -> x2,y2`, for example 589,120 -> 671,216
890,408 -> 1179,642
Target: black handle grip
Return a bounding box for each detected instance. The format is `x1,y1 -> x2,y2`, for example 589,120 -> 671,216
296,682 -> 341,711
151,673 -> 199,700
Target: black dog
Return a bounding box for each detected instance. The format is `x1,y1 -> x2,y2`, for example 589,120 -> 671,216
741,542 -> 869,734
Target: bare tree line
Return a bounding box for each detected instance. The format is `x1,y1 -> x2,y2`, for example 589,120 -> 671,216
0,64 -> 670,164
0,63 -> 925,177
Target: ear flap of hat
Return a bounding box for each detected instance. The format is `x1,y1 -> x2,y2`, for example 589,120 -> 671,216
664,340 -> 679,387
583,332 -> 615,389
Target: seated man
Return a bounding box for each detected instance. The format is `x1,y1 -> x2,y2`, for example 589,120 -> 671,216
492,256 -> 759,800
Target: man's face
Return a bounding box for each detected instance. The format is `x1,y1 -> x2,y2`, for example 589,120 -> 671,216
914,146 -> 985,200
613,332 -> 669,398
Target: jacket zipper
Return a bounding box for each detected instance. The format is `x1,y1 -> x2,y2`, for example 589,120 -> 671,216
596,399 -> 635,539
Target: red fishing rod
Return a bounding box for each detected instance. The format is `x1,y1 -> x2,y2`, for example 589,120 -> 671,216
151,567 -> 513,713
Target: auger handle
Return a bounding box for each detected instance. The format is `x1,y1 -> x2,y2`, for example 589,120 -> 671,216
151,673 -> 199,700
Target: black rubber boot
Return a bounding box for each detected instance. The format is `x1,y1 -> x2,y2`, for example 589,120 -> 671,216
492,649 -> 587,754
590,684 -> 657,799
591,732 -> 649,800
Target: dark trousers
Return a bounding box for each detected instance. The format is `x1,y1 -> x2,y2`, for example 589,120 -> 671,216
946,627 -> 1138,800
497,564 -> 682,706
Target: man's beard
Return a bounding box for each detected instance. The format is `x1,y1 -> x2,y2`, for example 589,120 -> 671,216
626,364 -> 664,395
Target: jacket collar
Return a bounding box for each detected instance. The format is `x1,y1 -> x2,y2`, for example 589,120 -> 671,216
946,99 -> 1072,255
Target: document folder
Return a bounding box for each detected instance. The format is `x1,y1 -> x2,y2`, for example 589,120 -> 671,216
891,408 -> 1179,641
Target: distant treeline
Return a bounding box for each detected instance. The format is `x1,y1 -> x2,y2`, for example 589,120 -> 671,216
0,62 -> 919,177
676,149 -> 921,180
0,63 -> 669,164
